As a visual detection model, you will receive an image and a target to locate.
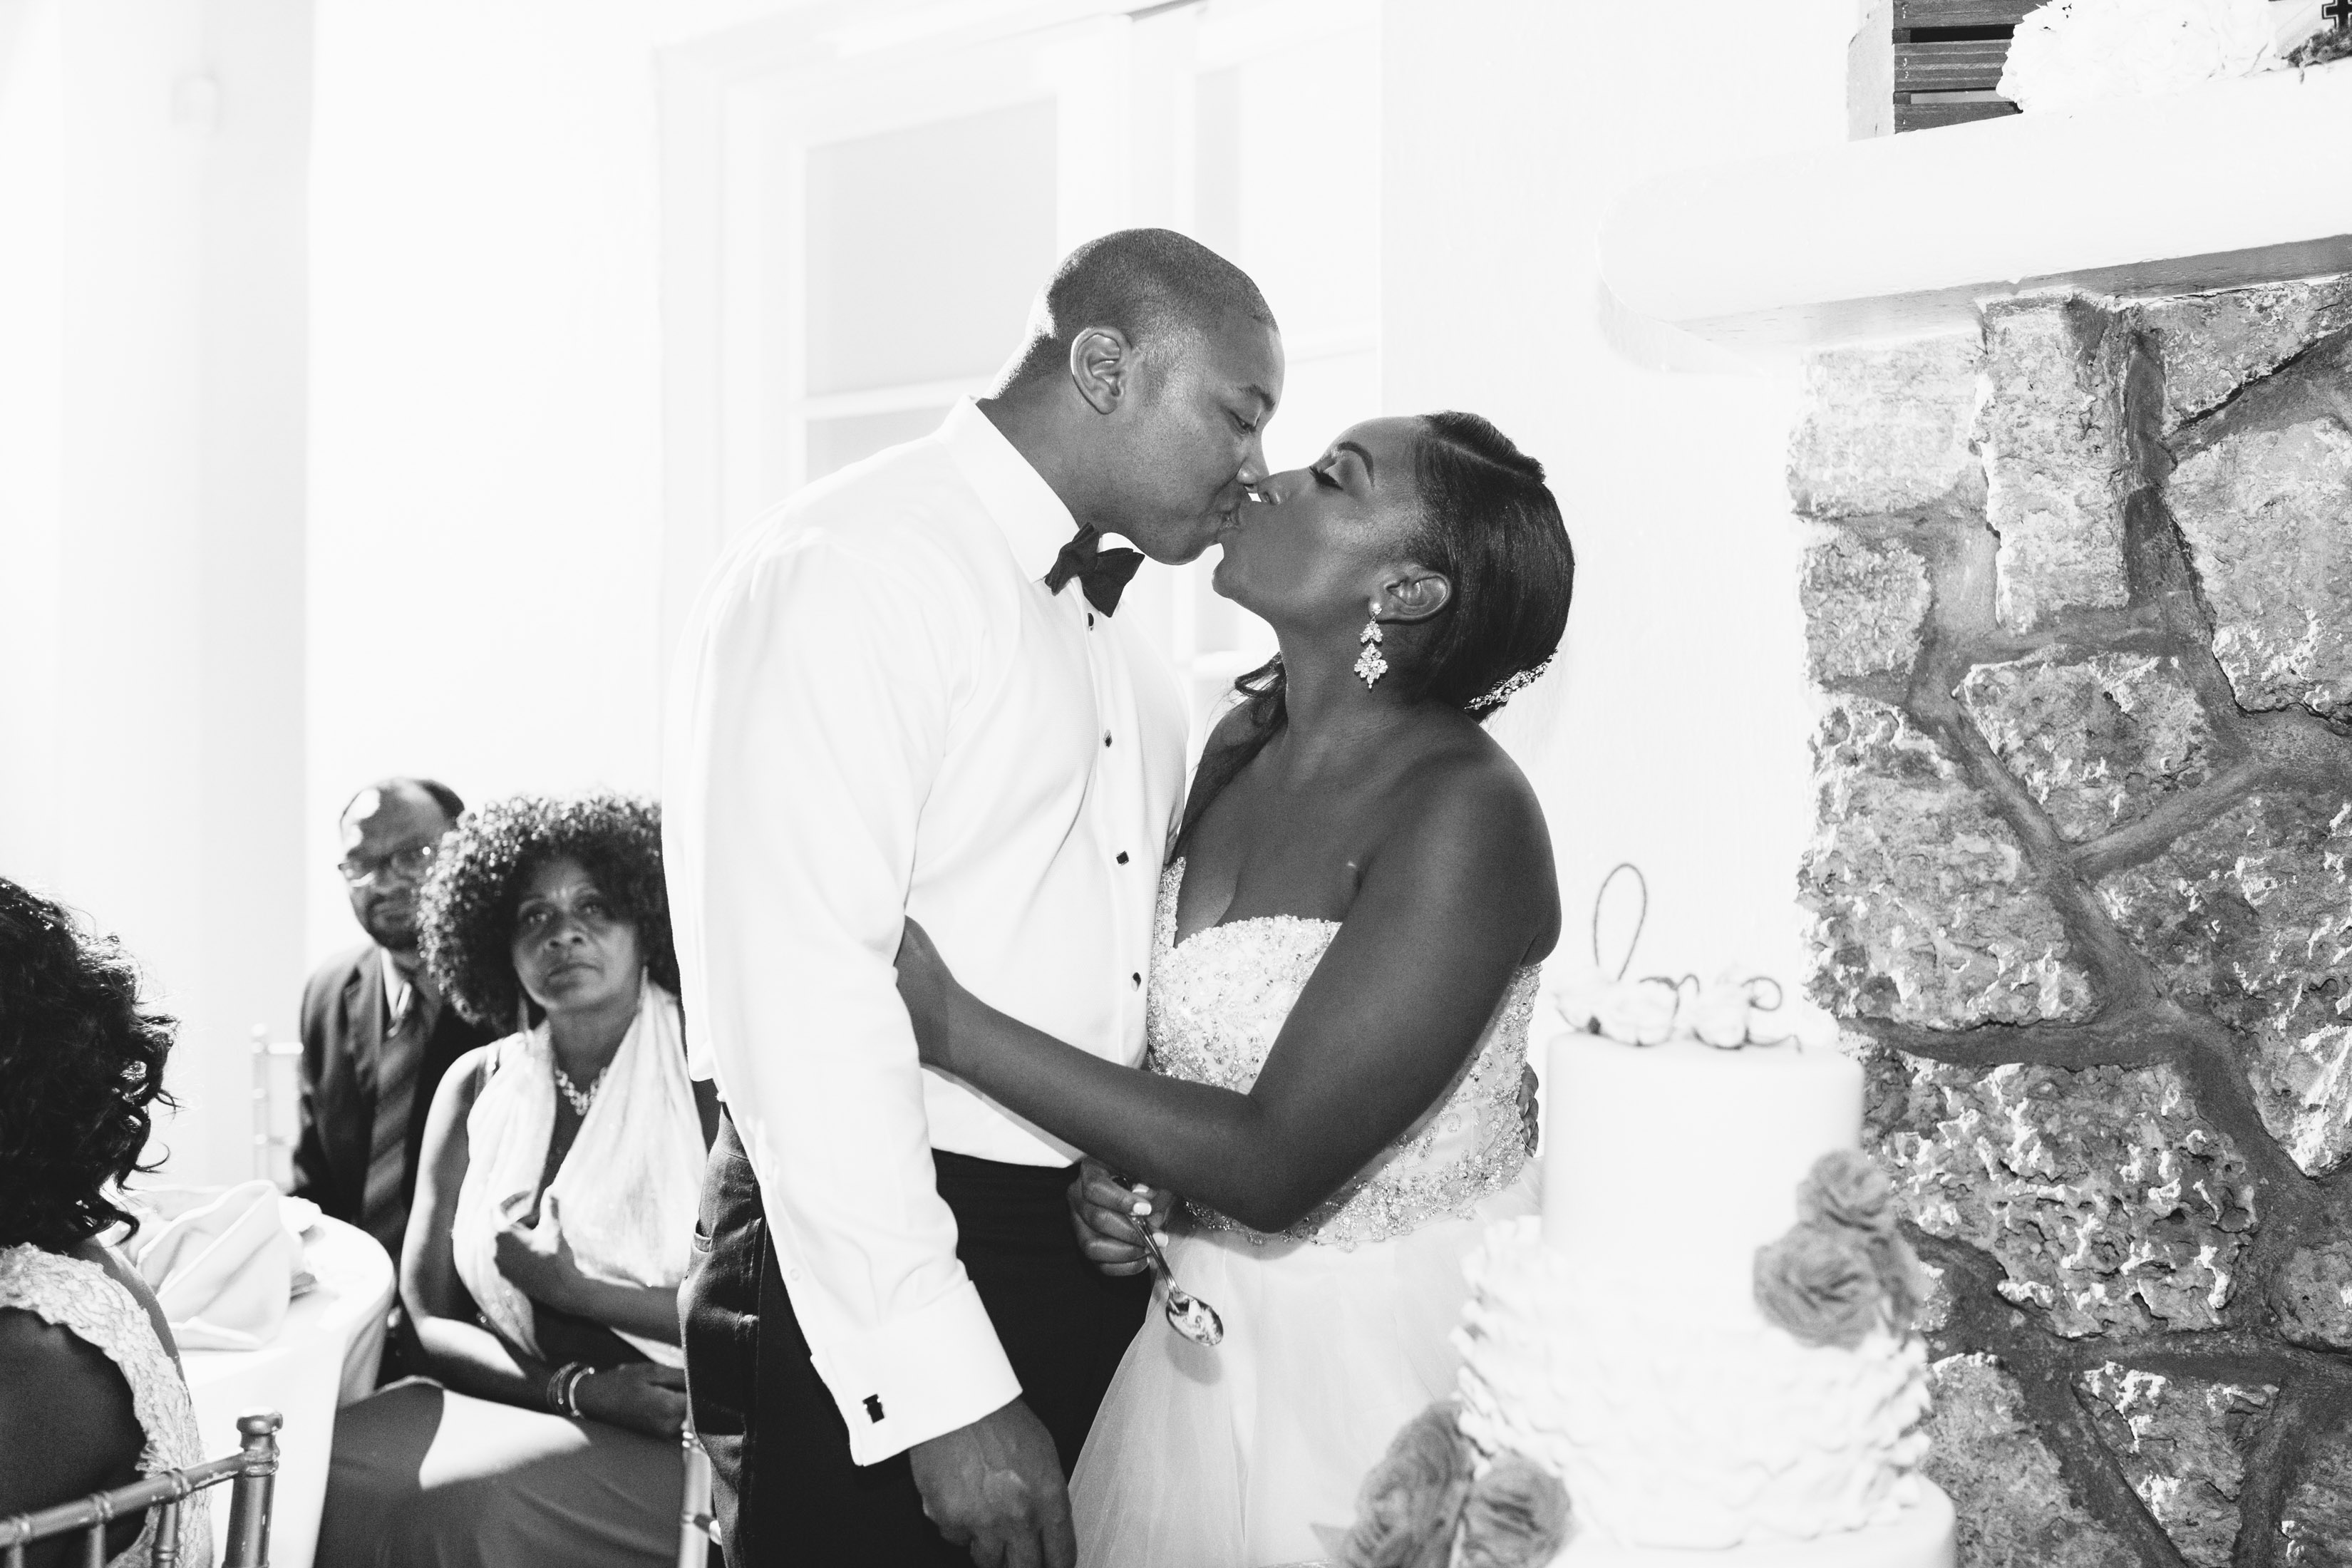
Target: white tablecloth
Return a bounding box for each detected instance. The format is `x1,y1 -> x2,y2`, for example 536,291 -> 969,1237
184,1216 -> 395,1568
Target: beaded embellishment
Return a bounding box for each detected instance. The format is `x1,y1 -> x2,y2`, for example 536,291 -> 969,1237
1146,862 -> 1536,1249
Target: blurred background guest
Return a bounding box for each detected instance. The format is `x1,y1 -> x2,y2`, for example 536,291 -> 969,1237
296,780 -> 496,1267
0,877 -> 211,1567
317,793 -> 716,1568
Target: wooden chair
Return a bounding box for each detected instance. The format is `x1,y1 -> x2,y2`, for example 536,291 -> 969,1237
0,1410 -> 280,1568
678,1427 -> 721,1568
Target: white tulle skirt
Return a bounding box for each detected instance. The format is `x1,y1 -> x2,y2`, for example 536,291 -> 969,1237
1070,1168 -> 1539,1568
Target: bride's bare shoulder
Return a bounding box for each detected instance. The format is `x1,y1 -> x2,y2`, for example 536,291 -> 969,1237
1399,719 -> 1547,842
1378,726 -> 1560,955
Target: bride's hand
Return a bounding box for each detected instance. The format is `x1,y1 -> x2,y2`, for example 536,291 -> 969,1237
1066,1159 -> 1173,1278
894,917 -> 959,1072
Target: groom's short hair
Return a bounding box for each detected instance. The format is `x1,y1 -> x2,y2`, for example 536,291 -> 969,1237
1001,228 -> 1274,391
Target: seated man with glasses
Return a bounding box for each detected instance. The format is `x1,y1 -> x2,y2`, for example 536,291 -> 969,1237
296,778 -> 496,1381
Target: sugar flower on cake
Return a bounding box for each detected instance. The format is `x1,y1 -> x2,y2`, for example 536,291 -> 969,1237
1999,0 -> 2278,114
1687,972 -> 1763,1048
1590,974 -> 1681,1046
1758,1150 -> 1932,1346
1341,1400 -> 1474,1568
1548,964 -> 1608,1036
1753,1221 -> 1884,1351
1796,1149 -> 1931,1326
1455,1451 -> 1572,1568
1796,1147 -> 1901,1238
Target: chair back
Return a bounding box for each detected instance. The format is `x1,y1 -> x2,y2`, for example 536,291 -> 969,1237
250,1026 -> 304,1190
678,1428 -> 720,1568
0,1410 -> 280,1568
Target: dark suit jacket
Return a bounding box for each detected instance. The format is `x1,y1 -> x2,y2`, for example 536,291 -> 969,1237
293,944 -> 497,1239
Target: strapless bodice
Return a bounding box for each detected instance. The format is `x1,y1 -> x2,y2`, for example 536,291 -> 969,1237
1145,860 -> 1537,1249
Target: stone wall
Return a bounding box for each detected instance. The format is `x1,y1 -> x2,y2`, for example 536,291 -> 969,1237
1790,276 -> 2352,1567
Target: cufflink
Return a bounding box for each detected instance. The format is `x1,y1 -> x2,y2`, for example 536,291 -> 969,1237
863,1394 -> 886,1423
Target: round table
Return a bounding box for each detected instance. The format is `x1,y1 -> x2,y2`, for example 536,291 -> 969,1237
183,1216 -> 395,1568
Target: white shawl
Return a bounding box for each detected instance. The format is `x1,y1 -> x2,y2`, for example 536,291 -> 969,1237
451,981 -> 703,1367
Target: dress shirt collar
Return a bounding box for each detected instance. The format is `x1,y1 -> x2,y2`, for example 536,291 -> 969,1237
936,398 -> 1084,583
378,947 -> 413,1031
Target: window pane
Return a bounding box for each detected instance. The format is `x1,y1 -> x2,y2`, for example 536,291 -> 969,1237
1194,67 -> 1242,261
807,407 -> 949,482
1195,28 -> 1380,351
804,100 -> 1060,396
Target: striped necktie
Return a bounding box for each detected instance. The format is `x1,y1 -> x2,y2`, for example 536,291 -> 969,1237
359,972 -> 434,1260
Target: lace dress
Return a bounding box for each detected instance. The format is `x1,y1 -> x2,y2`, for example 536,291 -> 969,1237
0,1245 -> 212,1568
1070,862 -> 1540,1568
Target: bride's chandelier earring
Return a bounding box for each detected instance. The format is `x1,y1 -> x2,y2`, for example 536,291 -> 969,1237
1353,604 -> 1388,689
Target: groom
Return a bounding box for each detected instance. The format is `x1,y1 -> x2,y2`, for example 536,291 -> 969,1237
664,229 -> 1284,1567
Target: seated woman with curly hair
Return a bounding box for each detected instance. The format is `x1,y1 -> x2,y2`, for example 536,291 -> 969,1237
0,877 -> 210,1568
319,793 -> 716,1568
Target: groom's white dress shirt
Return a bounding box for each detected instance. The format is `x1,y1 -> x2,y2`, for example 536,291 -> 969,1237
664,400 -> 1188,1465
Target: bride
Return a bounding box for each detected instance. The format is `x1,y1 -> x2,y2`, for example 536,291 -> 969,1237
893,408 -> 1572,1567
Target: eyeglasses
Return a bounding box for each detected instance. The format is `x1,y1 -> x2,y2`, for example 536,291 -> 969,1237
339,840 -> 439,888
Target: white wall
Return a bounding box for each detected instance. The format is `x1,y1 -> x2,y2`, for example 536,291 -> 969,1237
1380,0 -> 1852,985
0,0 -> 1861,1187
304,0 -> 1860,994
302,0 -> 779,966
0,0 -> 311,1186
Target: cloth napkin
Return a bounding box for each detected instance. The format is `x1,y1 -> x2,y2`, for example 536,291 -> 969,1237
118,1180 -> 309,1351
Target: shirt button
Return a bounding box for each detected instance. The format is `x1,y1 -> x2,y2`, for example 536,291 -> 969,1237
1087,613 -> 1095,628
1103,732 -> 1113,748
1117,852 -> 1130,865
1132,972 -> 1143,989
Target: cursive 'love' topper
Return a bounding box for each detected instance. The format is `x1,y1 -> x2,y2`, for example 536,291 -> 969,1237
1547,864 -> 1807,1051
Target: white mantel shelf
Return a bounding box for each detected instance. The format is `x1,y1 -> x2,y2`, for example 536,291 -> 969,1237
1600,61 -> 2352,356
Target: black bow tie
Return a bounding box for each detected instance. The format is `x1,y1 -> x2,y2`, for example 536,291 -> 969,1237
1043,525 -> 1145,616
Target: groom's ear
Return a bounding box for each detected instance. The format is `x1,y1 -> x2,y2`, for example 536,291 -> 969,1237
1068,326 -> 1135,416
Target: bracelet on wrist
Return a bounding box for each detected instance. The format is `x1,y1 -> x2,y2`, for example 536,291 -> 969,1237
546,1361 -> 588,1417
561,1363 -> 595,1418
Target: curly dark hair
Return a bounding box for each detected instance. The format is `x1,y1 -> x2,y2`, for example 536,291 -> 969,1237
418,793 -> 677,1032
0,878 -> 177,1251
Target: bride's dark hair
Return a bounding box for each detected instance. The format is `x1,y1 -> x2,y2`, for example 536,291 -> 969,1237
1177,412 -> 1573,851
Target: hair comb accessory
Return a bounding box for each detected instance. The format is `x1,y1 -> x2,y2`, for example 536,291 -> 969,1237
1466,654 -> 1555,713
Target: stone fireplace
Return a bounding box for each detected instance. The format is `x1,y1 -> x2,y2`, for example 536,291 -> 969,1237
1604,60 -> 2352,1568
1798,274 -> 2352,1568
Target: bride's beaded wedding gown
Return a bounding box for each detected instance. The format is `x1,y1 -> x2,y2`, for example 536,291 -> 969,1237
1070,862 -> 1539,1568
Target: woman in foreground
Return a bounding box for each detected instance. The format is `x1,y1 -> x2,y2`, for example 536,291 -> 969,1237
0,878 -> 209,1568
894,411 -> 1573,1565
319,793 -> 716,1568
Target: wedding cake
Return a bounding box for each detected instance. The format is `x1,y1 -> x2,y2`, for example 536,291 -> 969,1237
1448,970 -> 1956,1565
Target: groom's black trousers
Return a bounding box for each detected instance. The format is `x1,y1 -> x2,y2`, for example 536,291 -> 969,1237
683,1109 -> 1150,1567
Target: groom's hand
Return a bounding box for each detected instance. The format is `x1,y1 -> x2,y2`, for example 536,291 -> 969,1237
909,1397 -> 1075,1568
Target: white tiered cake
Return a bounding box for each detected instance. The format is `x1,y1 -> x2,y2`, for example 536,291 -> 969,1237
1450,983 -> 1956,1566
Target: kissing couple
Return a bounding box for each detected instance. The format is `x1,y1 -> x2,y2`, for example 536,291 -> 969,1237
664,227 -> 1573,1568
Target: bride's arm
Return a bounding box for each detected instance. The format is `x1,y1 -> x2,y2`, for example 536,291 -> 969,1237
903,758 -> 1556,1234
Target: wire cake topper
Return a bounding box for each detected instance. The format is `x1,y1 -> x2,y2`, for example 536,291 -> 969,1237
1554,862 -> 1800,1051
